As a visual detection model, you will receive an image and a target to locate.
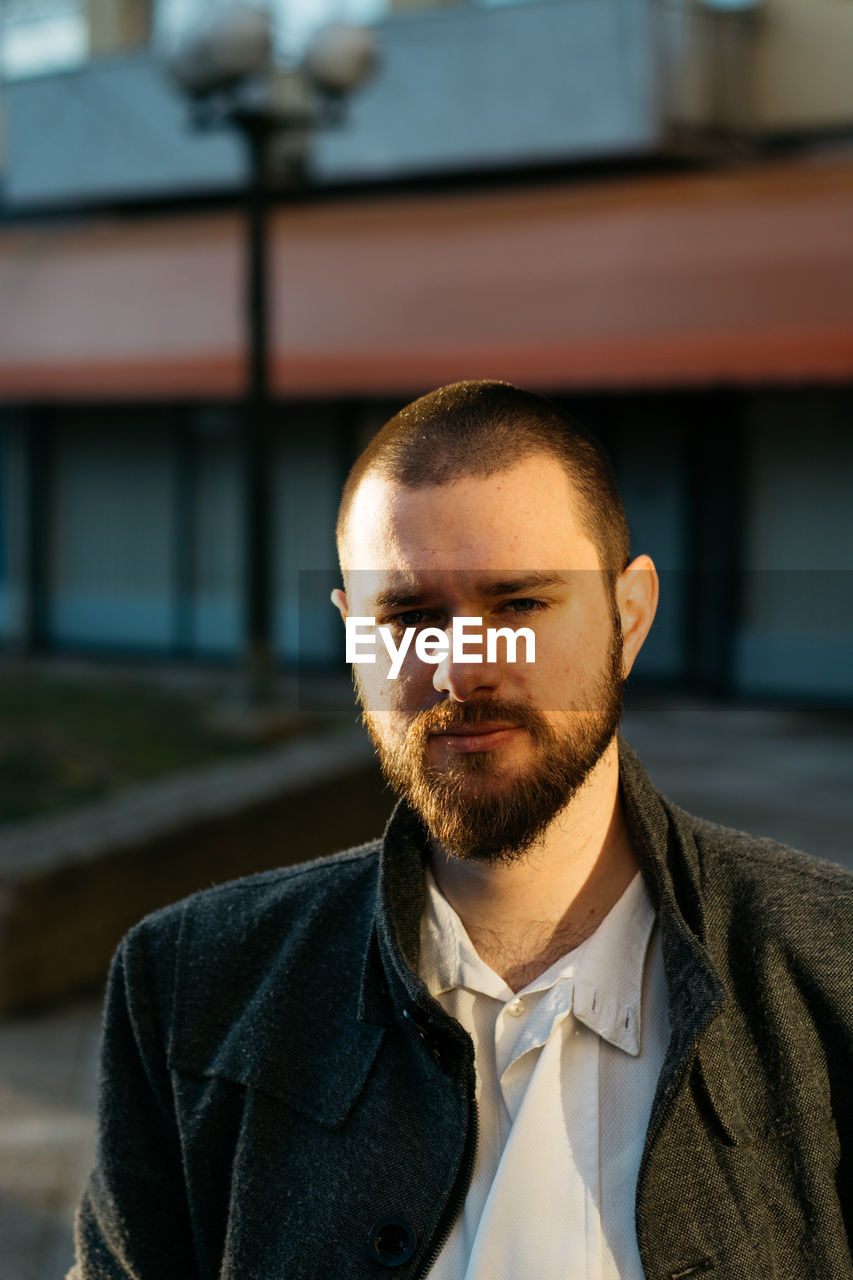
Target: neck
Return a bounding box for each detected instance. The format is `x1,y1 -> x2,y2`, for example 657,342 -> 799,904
428,738 -> 637,992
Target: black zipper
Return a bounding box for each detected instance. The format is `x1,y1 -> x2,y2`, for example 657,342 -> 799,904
414,1075 -> 479,1278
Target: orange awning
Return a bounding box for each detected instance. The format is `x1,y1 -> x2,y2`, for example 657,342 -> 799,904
2,155 -> 852,400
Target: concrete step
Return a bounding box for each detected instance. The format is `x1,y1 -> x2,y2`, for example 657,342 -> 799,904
0,729 -> 393,1014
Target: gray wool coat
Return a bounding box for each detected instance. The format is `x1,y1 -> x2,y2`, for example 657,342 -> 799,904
71,740 -> 853,1280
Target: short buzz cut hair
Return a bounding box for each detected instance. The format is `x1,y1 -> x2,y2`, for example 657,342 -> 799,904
336,379 -> 631,583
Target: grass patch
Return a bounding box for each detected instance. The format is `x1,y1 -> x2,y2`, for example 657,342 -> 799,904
0,673 -> 293,824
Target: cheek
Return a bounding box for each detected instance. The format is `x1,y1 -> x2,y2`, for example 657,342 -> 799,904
524,617 -> 614,711
356,663 -> 392,706
356,659 -> 429,719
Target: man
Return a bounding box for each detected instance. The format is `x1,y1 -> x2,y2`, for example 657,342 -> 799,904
73,381 -> 851,1279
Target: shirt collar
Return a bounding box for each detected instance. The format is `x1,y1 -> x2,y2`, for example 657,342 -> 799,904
420,868 -> 657,1056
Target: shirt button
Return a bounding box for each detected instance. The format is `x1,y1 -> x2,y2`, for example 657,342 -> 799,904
507,996 -> 525,1017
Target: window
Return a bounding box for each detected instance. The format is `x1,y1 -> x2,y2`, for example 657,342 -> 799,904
0,0 -> 88,79
0,0 -> 151,79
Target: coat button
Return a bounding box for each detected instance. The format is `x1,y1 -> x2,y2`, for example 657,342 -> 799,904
366,1217 -> 417,1267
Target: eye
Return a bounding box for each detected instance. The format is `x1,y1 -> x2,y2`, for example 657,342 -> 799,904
501,598 -> 547,616
387,609 -> 436,629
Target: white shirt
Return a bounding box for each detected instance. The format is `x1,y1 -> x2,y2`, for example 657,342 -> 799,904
419,868 -> 670,1280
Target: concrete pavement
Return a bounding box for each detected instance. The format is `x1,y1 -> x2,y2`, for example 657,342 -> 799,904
0,999 -> 99,1280
621,693 -> 853,871
1,692 -> 850,1279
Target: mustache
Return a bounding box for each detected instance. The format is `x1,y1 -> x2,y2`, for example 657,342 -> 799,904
408,696 -> 549,739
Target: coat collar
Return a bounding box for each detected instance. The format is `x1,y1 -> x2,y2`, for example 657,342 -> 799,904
612,738 -> 745,1143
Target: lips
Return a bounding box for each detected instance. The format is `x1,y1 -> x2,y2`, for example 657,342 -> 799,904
431,722 -> 518,737
429,722 -> 523,753
412,696 -> 540,753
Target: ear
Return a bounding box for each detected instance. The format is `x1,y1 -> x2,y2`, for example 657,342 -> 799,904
615,555 -> 659,678
330,588 -> 348,623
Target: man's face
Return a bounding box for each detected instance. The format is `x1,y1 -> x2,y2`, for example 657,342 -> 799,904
335,455 -> 631,864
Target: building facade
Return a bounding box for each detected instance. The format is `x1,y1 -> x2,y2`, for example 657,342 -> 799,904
1,0 -> 852,700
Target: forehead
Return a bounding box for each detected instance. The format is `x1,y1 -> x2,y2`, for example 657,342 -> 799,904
342,454 -> 600,575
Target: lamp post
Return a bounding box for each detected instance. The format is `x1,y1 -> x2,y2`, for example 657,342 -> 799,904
167,7 -> 376,704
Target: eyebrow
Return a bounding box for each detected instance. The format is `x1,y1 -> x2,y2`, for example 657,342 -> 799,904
478,573 -> 569,597
370,572 -> 571,612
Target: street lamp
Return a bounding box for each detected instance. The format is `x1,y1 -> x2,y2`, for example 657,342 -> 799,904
167,6 -> 377,705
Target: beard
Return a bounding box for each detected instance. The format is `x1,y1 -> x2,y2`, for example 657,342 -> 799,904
359,616 -> 625,865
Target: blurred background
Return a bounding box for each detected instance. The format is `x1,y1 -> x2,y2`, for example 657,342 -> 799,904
0,0 -> 852,1275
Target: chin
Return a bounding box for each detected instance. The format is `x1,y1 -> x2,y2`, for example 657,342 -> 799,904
428,748 -> 529,784
429,736 -> 532,769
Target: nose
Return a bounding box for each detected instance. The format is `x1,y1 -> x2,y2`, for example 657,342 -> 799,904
432,622 -> 502,702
